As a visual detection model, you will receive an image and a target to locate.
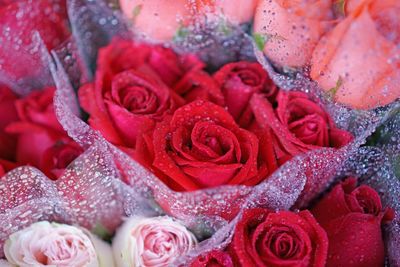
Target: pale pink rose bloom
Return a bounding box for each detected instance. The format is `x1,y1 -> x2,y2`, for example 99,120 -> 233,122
0,259 -> 13,266
112,216 -> 197,267
3,221 -> 114,267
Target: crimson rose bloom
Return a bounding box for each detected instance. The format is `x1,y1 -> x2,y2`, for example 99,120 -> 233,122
191,250 -> 234,267
0,159 -> 19,177
173,70 -> 225,106
136,100 -> 270,191
0,0 -> 69,84
0,85 -> 18,161
251,90 -> 354,164
79,38 -> 204,152
6,87 -> 82,179
214,62 -> 277,129
229,208 -> 328,267
311,178 -> 394,267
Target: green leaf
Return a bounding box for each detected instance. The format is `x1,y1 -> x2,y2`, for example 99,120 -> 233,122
132,5 -> 142,19
253,33 -> 286,51
173,24 -> 190,40
92,221 -> 112,241
325,76 -> 343,100
253,33 -> 266,50
334,0 -> 346,16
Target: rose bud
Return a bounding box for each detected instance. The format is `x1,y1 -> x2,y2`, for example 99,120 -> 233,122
4,221 -> 114,267
112,216 -> 197,267
119,0 -> 191,42
229,208 -> 328,266
191,250 -> 234,267
253,0 -> 334,68
311,177 -> 395,267
310,0 -> 400,109
0,85 -> 18,161
213,61 -> 276,129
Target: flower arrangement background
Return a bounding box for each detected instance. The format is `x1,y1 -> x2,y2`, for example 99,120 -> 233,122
0,0 -> 399,266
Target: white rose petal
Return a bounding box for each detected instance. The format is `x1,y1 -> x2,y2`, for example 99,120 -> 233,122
3,221 -> 114,267
112,216 -> 197,267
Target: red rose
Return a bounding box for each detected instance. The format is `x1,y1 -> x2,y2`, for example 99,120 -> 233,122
250,91 -> 354,205
214,62 -> 277,129
6,87 -> 82,179
78,38 -> 203,151
173,70 -> 225,106
229,208 -> 328,267
41,140 -> 83,179
0,159 -> 19,177
14,87 -> 63,132
0,85 -> 18,160
0,0 -> 69,85
136,100 -> 265,191
251,90 -> 354,162
191,250 -> 234,267
311,178 -> 395,267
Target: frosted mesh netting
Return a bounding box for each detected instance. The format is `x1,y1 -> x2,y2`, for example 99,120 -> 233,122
0,0 -> 68,96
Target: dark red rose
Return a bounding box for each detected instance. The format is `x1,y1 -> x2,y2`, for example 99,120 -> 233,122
311,178 -> 394,267
41,140 -> 83,179
0,159 -> 19,177
14,86 -> 63,132
191,250 -> 234,267
6,87 -> 82,179
136,100 -> 266,191
173,70 -> 224,106
0,0 -> 69,84
78,37 -> 204,151
229,208 -> 328,267
251,91 -> 354,164
0,85 -> 18,160
214,62 -> 277,129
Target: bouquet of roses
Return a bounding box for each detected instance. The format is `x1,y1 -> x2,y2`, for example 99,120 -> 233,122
0,0 -> 399,266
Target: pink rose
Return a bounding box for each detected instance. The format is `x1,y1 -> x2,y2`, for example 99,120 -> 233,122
4,221 -> 114,267
112,216 -> 197,267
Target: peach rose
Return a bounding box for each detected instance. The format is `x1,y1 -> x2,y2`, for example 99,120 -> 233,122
112,216 -> 197,267
3,221 -> 114,267
253,0 -> 334,67
119,0 -> 191,42
195,0 -> 258,24
310,0 -> 400,109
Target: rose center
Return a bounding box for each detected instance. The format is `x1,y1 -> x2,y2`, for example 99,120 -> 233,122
264,227 -> 301,260
120,86 -> 158,114
237,70 -> 260,86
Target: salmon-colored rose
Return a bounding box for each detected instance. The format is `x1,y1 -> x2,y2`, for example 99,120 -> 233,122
253,0 -> 334,67
310,0 -> 400,109
195,0 -> 258,24
119,0 -> 191,42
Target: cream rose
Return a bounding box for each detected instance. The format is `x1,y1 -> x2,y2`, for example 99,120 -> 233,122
112,216 -> 197,267
3,221 -> 114,267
